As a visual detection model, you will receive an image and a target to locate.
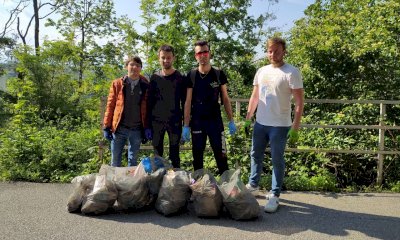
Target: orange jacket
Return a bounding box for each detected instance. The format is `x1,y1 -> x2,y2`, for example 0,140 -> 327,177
103,75 -> 150,132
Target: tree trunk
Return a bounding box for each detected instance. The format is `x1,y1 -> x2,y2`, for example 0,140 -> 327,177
33,0 -> 40,54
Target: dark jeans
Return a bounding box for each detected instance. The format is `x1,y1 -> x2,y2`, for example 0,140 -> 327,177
151,120 -> 182,168
191,117 -> 228,175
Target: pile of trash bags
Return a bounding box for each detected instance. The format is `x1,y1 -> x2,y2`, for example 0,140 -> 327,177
67,156 -> 260,220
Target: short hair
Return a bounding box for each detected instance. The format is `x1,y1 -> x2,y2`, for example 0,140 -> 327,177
124,56 -> 142,67
158,44 -> 175,55
267,37 -> 286,51
194,40 -> 210,49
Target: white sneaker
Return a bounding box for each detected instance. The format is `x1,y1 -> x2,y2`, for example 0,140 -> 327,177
245,183 -> 259,196
264,194 -> 279,213
265,192 -> 274,200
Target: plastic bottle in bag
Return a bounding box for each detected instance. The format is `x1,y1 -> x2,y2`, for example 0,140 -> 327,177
142,157 -> 152,173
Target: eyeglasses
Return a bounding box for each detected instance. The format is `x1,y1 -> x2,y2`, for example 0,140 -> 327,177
195,50 -> 209,57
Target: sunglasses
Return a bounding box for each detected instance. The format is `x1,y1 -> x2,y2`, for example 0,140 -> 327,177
195,50 -> 209,57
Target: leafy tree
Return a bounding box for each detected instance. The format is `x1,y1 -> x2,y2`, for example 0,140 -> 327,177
1,0 -> 60,53
139,0 -> 158,72
0,41 -> 100,182
49,0 -> 117,84
138,0 -> 278,97
288,0 -> 400,101
287,0 -> 400,188
10,41 -> 87,121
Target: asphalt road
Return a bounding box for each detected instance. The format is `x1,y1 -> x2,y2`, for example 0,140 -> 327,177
1,182 -> 400,240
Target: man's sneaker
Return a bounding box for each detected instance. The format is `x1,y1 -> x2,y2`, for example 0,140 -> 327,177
265,192 -> 274,200
264,194 -> 279,213
245,183 -> 259,196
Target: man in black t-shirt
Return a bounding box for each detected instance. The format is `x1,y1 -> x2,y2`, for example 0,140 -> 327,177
182,40 -> 237,175
148,44 -> 186,168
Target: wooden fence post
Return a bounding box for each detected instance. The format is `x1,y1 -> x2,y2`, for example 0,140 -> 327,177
235,101 -> 241,119
377,103 -> 386,185
98,97 -> 106,163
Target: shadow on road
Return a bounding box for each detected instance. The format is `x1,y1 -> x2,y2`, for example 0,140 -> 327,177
82,197 -> 400,239
3,183 -> 399,239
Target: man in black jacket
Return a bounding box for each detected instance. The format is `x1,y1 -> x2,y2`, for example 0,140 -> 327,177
147,44 -> 186,168
182,40 -> 237,175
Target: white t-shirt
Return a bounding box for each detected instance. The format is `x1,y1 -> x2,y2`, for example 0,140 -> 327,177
254,63 -> 303,127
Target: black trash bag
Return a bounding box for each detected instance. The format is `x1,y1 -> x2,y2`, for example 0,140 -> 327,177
147,168 -> 166,203
189,169 -> 223,218
114,161 -> 151,211
218,169 -> 260,220
67,173 -> 97,213
142,156 -> 168,200
155,169 -> 190,216
81,173 -> 118,215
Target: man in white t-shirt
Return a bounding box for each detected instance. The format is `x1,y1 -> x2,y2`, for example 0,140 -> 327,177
245,37 -> 304,213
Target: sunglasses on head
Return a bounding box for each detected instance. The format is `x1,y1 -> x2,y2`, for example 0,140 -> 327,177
195,50 -> 209,57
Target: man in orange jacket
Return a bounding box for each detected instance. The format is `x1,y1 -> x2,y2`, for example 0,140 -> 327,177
103,56 -> 150,167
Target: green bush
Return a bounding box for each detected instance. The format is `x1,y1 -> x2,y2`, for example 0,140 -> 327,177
390,181 -> 400,193
0,118 -> 99,182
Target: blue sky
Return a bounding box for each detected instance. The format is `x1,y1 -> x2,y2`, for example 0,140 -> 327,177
0,0 -> 314,47
114,0 -> 314,33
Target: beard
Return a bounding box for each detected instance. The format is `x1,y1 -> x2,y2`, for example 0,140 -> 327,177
163,63 -> 172,70
198,59 -> 209,65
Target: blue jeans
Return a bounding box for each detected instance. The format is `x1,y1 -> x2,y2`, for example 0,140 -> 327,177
248,122 -> 290,197
111,126 -> 142,167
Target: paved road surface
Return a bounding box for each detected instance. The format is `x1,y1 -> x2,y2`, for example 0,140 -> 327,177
1,182 -> 399,240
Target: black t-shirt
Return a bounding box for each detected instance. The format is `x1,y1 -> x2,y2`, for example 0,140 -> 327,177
187,67 -> 228,119
120,80 -> 142,130
148,70 -> 186,123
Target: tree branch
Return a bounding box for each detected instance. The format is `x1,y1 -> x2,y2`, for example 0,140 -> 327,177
1,0 -> 29,38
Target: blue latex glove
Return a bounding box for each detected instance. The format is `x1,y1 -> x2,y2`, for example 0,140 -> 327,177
182,126 -> 191,142
228,120 -> 237,135
287,128 -> 299,145
103,127 -> 113,141
145,128 -> 153,140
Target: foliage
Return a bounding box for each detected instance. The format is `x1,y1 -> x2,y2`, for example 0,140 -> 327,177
288,0 -> 400,100
47,0 -> 119,83
0,117 -> 99,182
286,0 -> 400,190
390,181 -> 400,193
0,0 -> 399,194
138,0 -> 277,82
0,37 -> 17,65
10,42 -> 85,121
0,41 -> 103,183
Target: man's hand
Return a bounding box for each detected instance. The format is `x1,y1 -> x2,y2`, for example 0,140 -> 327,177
145,128 -> 153,141
182,126 -> 191,142
244,120 -> 251,135
228,120 -> 237,135
103,127 -> 113,141
287,128 -> 299,145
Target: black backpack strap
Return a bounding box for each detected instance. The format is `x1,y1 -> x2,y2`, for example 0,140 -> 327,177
212,67 -> 223,104
190,68 -> 197,87
213,67 -> 221,84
